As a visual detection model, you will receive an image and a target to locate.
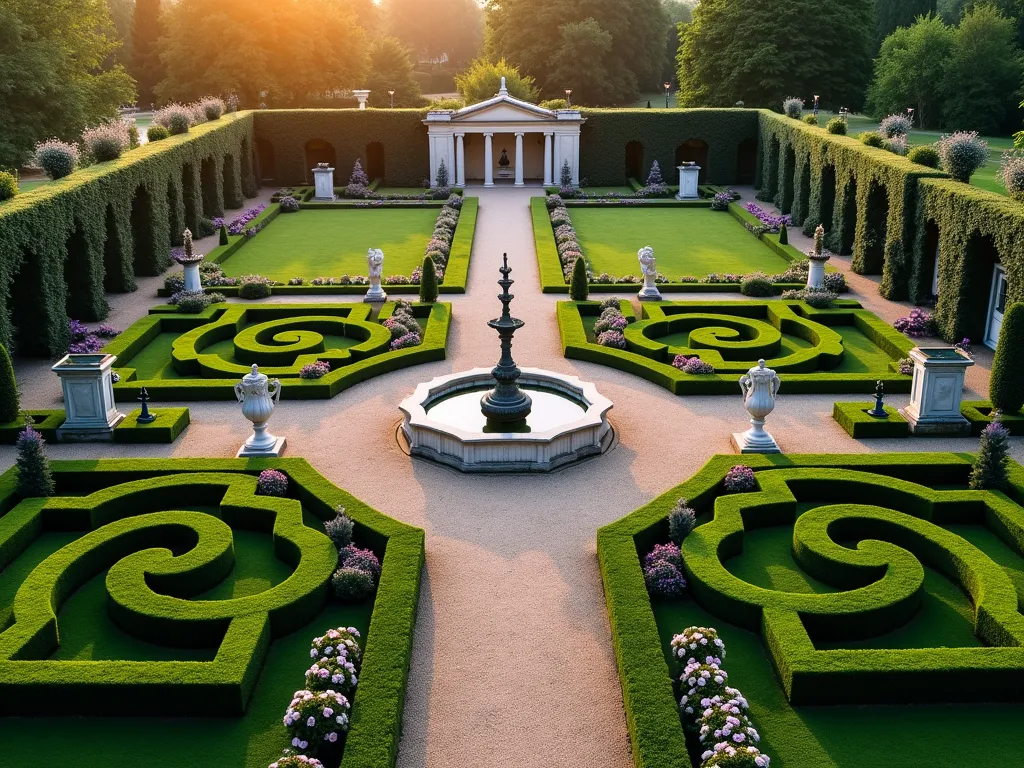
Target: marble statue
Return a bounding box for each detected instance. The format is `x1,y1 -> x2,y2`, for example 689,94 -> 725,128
365,247 -> 387,302
637,245 -> 662,301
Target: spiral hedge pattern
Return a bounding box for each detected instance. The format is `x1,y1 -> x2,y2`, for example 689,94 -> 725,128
559,299 -> 913,394
0,458 -> 424,768
102,301 -> 451,400
598,453 -> 1024,768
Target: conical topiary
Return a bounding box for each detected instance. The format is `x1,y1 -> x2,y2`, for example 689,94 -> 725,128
0,342 -> 19,423
350,159 -> 369,187
16,424 -> 54,497
646,160 -> 664,187
419,256 -> 438,303
435,159 -> 449,189
969,417 -> 1011,490
990,302 -> 1024,414
219,224 -> 229,245
779,222 -> 788,245
570,256 -> 589,301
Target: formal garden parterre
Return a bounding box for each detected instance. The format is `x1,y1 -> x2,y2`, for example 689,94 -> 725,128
558,299 -> 913,395
599,453 -> 1024,768
0,457 -> 424,768
101,301 -> 451,400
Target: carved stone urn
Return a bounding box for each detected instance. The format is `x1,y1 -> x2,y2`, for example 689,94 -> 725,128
173,228 -> 204,293
637,246 -> 662,301
364,247 -> 387,303
732,359 -> 782,453
234,363 -> 286,457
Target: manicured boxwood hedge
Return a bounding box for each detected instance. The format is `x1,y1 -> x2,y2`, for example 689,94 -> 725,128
0,407 -> 190,444
0,114 -> 257,357
757,110 -> 947,300
832,401 -> 909,438
558,299 -> 914,394
578,109 -> 759,187
104,301 -> 451,400
598,453 -> 1024,768
163,198 -> 478,296
0,458 -> 423,768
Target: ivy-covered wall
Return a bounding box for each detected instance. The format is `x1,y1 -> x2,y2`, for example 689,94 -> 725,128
914,178 -> 1024,342
578,109 -> 760,187
756,111 -> 947,302
252,110 -> 431,187
0,114 -> 256,357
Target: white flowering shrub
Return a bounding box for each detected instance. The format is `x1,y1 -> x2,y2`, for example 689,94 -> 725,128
936,131 -> 989,183
782,97 -> 803,119
201,96 -> 225,120
701,743 -> 771,767
82,120 -> 130,162
678,661 -> 730,721
268,753 -> 325,768
671,626 -> 726,664
282,689 -> 350,753
698,697 -> 761,748
999,152 -> 1024,201
34,139 -> 79,179
887,135 -> 909,157
310,626 -> 362,666
154,104 -> 194,135
305,655 -> 358,696
879,113 -> 912,139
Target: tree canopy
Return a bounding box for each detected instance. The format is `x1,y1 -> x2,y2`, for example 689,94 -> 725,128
131,0 -> 164,107
156,0 -> 367,107
876,0 -> 938,50
676,0 -> 875,110
385,0 -> 483,66
486,0 -> 669,104
455,57 -> 540,103
0,0 -> 135,169
365,36 -> 425,108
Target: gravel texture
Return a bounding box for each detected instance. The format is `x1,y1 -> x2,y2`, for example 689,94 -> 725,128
2,184 -> 1021,768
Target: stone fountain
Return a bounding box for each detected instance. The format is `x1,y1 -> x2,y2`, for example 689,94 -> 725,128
400,255 -> 613,472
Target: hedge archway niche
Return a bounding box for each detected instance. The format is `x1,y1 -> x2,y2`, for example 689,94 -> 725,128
625,141 -> 644,182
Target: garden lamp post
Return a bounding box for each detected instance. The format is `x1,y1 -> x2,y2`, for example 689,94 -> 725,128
664,82 -> 671,108
908,107 -> 915,127
565,89 -> 572,107
813,94 -> 819,116
389,89 -> 395,108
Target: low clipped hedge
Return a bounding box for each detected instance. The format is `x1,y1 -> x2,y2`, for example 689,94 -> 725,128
0,458 -> 423,768
532,198 -> 807,294
558,299 -> 913,394
0,408 -> 189,444
599,453 -> 1024,768
832,401 -> 909,438
103,301 -> 451,400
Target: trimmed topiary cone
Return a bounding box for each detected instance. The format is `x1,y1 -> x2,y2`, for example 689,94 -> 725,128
0,342 -> 19,423
969,418 -> 1011,490
419,256 -> 438,303
779,222 -> 788,245
990,302 -> 1024,415
16,425 -> 54,497
570,256 -> 589,301
219,224 -> 229,246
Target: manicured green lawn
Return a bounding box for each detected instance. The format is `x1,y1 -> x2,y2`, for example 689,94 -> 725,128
219,208 -> 439,280
570,208 -> 792,278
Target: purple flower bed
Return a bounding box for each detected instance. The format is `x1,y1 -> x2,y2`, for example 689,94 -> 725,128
744,203 -> 791,233
723,465 -> 756,492
672,355 -> 716,375
893,307 -> 934,337
257,469 -> 289,497
390,332 -> 421,351
299,361 -> 331,380
643,541 -> 688,598
227,204 -> 267,236
68,319 -> 120,354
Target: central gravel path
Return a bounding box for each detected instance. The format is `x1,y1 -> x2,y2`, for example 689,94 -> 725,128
3,185 -> 1020,768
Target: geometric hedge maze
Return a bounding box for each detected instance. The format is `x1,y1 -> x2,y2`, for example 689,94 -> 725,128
103,301 -> 451,400
560,299 -> 914,394
598,454 -> 1024,768
0,458 -> 423,736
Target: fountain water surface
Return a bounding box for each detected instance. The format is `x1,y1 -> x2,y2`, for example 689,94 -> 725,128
399,255 -> 613,472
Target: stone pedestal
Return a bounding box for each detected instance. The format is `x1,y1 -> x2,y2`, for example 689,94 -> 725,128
899,347 -> 974,434
235,364 -> 286,457
676,165 -> 700,200
353,90 -> 370,110
183,261 -> 202,292
312,166 -> 335,201
52,354 -> 125,441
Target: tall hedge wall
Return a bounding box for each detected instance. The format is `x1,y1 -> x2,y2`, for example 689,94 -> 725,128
578,108 -> 759,187
913,178 -> 1024,342
252,110 -> 431,187
0,114 -> 257,357
756,111 -> 947,302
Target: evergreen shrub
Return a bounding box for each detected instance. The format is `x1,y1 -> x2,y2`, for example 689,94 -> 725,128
969,419 -> 1010,490
570,256 -> 589,301
0,342 -> 19,421
990,302 -> 1024,414
0,171 -> 17,201
859,132 -> 885,148
34,139 -> 79,179
937,132 -> 988,182
146,125 -> 170,142
419,256 -> 438,303
15,424 -> 54,497
82,121 -> 130,162
908,145 -> 940,168
825,118 -> 847,135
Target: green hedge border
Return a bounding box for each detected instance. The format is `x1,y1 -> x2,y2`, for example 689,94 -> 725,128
833,400 -> 1024,438
0,408 -> 190,444
103,301 -> 451,400
159,198 -> 478,297
598,453 -> 1024,768
532,198 -> 808,294
0,114 -> 257,357
0,458 -> 423,768
558,299 -> 913,394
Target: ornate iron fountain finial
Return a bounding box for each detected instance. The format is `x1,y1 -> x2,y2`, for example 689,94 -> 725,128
481,254 -> 532,423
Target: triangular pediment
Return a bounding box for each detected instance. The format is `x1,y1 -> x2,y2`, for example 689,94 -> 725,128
453,96 -> 556,123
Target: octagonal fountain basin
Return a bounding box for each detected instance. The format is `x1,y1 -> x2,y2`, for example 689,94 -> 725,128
399,367 -> 613,473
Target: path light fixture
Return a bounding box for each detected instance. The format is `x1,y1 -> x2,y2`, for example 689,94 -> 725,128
907,106 -> 915,126
389,89 -> 395,108
813,94 -> 820,116
664,82 -> 671,108
565,89 -> 572,107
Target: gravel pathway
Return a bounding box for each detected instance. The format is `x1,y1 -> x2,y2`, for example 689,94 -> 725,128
2,185 -> 1021,768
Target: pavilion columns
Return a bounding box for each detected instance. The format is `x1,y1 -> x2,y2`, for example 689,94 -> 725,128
484,132 -> 494,188
543,133 -> 553,186
514,132 -> 525,187
455,133 -> 466,187
553,137 -> 562,187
